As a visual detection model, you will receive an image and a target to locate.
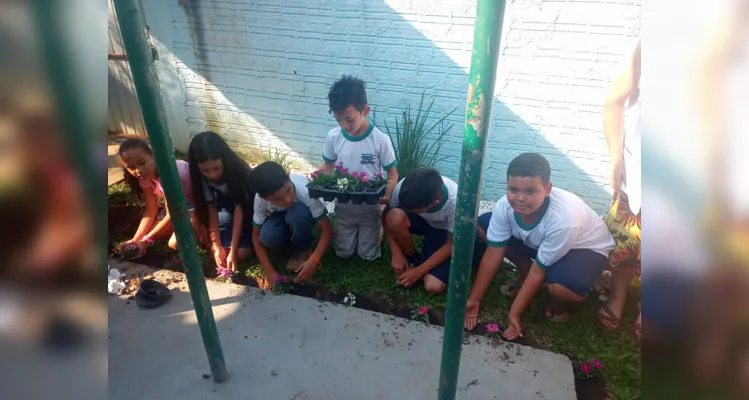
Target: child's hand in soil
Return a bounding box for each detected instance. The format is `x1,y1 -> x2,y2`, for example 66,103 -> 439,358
391,256 -> 407,278
227,250 -> 237,272
212,244 -> 227,268
502,313 -> 524,340
464,300 -> 480,331
396,267 -> 424,288
294,259 -> 317,283
261,270 -> 278,290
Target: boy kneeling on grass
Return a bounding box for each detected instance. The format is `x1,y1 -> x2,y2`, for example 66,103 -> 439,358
250,161 -> 333,289
384,168 -> 487,294
465,153 -> 615,340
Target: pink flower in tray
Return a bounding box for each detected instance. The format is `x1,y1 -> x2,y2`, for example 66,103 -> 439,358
361,175 -> 370,183
592,358 -> 602,370
418,306 -> 428,315
352,171 -> 359,178
342,168 -> 349,175
580,362 -> 592,374
486,323 -> 500,333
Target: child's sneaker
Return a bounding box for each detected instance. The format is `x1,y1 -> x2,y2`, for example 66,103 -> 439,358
286,249 -> 312,272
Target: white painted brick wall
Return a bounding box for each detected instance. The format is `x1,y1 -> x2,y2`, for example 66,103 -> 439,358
143,0 -> 640,213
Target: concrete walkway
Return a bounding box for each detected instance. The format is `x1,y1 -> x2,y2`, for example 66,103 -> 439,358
108,260 -> 575,399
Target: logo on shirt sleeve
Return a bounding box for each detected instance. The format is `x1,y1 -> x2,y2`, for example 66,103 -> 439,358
360,154 -> 377,165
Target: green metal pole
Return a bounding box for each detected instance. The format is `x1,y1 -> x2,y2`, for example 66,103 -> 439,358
437,1 -> 506,399
113,0 -> 229,383
30,0 -> 105,269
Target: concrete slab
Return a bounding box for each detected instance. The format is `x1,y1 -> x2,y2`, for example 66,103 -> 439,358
108,261 -> 575,400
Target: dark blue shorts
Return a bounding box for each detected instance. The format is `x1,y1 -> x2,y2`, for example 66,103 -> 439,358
478,212 -> 608,298
404,210 -> 486,284
215,190 -> 253,249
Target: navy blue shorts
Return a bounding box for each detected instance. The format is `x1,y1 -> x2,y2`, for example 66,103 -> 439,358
477,212 -> 608,298
215,190 -> 253,249
404,210 -> 486,284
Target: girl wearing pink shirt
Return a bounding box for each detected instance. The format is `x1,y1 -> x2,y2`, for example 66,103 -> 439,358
116,138 -> 195,258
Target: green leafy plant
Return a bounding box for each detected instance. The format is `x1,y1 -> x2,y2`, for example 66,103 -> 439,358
410,305 -> 430,324
261,147 -> 294,171
273,275 -> 294,294
383,92 -> 456,176
308,164 -> 387,191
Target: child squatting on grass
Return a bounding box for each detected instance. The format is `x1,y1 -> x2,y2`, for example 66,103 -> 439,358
464,153 -> 615,340
116,138 -> 197,258
383,167 -> 488,294
320,75 -> 398,261
249,161 -> 333,289
188,131 -> 256,273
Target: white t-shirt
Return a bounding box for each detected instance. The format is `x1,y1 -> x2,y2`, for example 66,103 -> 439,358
323,122 -> 397,176
485,187 -> 615,269
252,174 -> 327,227
389,176 -> 458,233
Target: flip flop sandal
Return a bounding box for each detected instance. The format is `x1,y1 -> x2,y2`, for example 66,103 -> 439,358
135,279 -> 172,309
597,304 -> 622,331
500,283 -> 521,298
545,303 -> 569,323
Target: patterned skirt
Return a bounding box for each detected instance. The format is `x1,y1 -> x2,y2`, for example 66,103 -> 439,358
603,191 -> 641,278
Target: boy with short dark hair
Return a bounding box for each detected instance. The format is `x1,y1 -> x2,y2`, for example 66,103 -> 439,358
321,75 -> 398,260
250,161 -> 333,288
465,153 -> 615,340
384,167 -> 486,294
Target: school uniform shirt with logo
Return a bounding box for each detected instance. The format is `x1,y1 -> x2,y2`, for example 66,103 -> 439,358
322,122 -> 397,212
251,174 -> 328,227
389,176 -> 458,233
485,187 -> 615,269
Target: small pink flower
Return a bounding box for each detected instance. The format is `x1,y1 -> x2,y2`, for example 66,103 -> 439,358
486,323 -> 500,333
335,162 -> 343,171
580,362 -> 592,374
274,275 -> 283,283
282,276 -> 290,283
352,171 -> 359,178
342,168 -> 349,175
216,267 -> 231,278
418,306 -> 428,315
592,358 -> 602,370
361,175 -> 370,183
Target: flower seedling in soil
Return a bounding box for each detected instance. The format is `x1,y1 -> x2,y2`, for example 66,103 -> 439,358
410,306 -> 430,324
118,242 -> 142,260
273,275 -> 294,293
485,323 -> 501,339
575,357 -> 603,380
309,163 -> 387,192
216,267 -> 232,279
343,293 -> 357,307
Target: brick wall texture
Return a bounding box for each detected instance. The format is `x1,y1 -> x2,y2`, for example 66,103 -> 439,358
143,0 -> 641,213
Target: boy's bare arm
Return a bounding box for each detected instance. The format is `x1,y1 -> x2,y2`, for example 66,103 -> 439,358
508,263 -> 547,319
381,166 -> 398,204
252,226 -> 277,280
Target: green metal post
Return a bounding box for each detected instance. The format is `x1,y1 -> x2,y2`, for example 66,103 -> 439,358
113,0 -> 229,383
437,1 -> 506,399
30,0 -> 105,268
